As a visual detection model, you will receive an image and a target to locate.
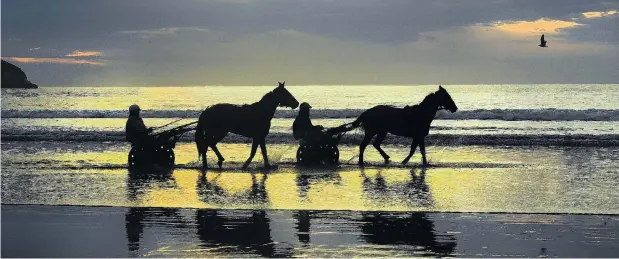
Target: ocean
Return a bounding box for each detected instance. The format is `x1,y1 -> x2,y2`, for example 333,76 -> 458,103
2,84 -> 619,257
2,84 -> 619,144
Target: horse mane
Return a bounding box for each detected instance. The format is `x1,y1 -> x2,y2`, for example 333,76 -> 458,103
238,90 -> 275,108
419,92 -> 437,107
258,90 -> 276,104
402,92 -> 436,112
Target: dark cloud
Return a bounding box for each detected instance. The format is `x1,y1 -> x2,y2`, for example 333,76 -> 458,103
1,0 -> 618,85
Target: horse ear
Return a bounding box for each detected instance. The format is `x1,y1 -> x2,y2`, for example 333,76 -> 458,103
439,85 -> 444,90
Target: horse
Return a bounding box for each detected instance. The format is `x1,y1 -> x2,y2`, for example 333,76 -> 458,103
195,81 -> 299,170
331,85 -> 458,166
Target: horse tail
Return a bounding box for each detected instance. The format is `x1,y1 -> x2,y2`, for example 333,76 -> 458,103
328,113 -> 366,135
195,114 -> 207,162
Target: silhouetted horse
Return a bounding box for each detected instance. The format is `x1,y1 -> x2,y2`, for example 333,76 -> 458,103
195,82 -> 299,170
332,86 -> 457,166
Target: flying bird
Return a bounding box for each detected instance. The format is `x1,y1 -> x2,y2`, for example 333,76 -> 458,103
538,34 -> 548,48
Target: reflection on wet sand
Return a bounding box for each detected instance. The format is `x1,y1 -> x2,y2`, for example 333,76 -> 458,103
126,168 -> 177,202
195,210 -> 293,257
360,212 -> 456,256
361,168 -> 434,208
296,171 -> 343,201
123,206 -> 457,257
125,207 -> 187,257
293,210 -> 312,245
124,171 -> 456,257
196,172 -> 269,206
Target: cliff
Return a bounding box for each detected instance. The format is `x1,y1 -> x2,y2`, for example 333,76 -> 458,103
2,60 -> 38,88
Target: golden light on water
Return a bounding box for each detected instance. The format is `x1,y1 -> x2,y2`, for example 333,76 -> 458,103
2,142 -> 618,213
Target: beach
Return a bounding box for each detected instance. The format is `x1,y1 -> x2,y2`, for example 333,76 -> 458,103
2,85 -> 619,257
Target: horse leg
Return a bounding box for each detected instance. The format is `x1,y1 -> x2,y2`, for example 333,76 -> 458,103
419,137 -> 428,166
259,141 -> 272,169
402,138 -> 420,165
242,140 -> 259,169
208,133 -> 227,168
201,146 -> 209,172
372,132 -> 390,164
358,132 -> 375,166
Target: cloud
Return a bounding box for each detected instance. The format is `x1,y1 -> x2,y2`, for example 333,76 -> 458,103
3,57 -> 105,66
66,50 -> 103,57
488,18 -> 583,35
582,10 -> 618,19
79,27 -> 617,86
120,27 -> 209,39
2,0 -> 618,85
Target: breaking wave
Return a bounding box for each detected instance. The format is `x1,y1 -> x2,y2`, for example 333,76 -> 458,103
2,130 -> 618,147
2,108 -> 618,121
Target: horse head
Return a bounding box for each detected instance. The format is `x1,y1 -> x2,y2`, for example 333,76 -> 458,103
274,81 -> 299,109
436,85 -> 458,113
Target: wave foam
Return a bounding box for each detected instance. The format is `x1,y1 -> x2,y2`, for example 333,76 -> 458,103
2,108 -> 618,121
2,130 -> 618,147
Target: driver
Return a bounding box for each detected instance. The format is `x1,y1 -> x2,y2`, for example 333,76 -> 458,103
293,102 -> 325,143
125,104 -> 154,147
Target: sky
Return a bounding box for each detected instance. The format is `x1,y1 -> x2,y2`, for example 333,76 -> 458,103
2,0 -> 618,86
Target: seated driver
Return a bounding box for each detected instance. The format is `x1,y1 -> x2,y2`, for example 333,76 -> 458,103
125,104 -> 154,147
293,102 -> 325,143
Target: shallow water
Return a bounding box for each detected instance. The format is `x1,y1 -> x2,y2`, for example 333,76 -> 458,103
2,142 -> 618,214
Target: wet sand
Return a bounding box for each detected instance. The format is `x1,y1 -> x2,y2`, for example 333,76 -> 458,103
2,205 -> 618,258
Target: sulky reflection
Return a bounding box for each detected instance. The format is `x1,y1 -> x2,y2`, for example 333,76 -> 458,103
126,167 -> 177,203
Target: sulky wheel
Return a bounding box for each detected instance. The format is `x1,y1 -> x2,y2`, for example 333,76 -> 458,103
162,148 -> 175,166
296,145 -> 309,166
297,144 -> 319,166
323,144 -> 340,165
128,147 -> 142,168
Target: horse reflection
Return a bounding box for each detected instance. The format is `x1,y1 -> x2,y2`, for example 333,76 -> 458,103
295,172 -> 342,201
196,172 -> 269,206
360,168 -> 434,208
360,212 -> 456,256
293,210 -> 312,245
195,209 -> 292,257
124,207 -> 186,257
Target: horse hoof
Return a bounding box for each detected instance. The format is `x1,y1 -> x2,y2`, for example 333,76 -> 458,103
384,159 -> 391,165
358,162 -> 365,167
217,160 -> 223,168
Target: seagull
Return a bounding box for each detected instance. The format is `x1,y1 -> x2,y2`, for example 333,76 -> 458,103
538,34 -> 548,48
